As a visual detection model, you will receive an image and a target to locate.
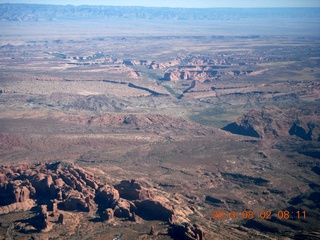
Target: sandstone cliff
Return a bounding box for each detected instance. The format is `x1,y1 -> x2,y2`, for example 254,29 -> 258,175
0,162 -> 187,234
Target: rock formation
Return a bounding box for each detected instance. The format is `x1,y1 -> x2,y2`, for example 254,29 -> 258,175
0,199 -> 36,215
37,205 -> 50,231
164,70 -> 181,81
112,198 -> 134,218
95,183 -> 119,207
222,106 -> 320,141
169,222 -> 206,240
0,162 -> 208,238
102,208 -> 114,221
163,67 -> 259,82
61,113 -> 214,136
135,199 -> 174,221
114,179 -> 155,200
57,213 -> 64,224
149,225 -> 159,235
0,162 -> 195,234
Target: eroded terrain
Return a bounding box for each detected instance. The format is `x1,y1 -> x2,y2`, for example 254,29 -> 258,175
0,4 -> 320,240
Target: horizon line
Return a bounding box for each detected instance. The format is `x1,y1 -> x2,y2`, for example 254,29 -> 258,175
1,3 -> 320,9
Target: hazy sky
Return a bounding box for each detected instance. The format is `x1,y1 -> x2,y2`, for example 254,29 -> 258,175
1,0 -> 320,8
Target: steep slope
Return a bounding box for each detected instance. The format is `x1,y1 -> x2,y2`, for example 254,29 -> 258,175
222,105 -> 320,141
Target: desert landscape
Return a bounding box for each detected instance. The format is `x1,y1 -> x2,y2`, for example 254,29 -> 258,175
0,4 -> 320,240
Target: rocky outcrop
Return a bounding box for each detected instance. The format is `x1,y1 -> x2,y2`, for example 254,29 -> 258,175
114,179 -> 155,201
0,163 -> 177,226
0,163 -> 164,217
169,223 -> 206,240
222,109 -> 264,138
0,199 -> 36,215
102,208 -> 114,221
222,106 -> 320,141
61,112 -> 215,137
289,122 -> 316,141
0,162 -> 207,236
57,213 -> 64,224
163,69 -> 218,82
95,184 -> 120,207
0,178 -> 35,206
73,167 -> 99,190
0,162 -> 100,214
164,71 -> 181,81
112,198 -> 135,219
37,205 -> 51,231
149,226 -> 159,235
129,70 -> 142,79
222,121 -> 261,138
134,198 -> 174,221
30,173 -> 53,197
58,190 -> 91,212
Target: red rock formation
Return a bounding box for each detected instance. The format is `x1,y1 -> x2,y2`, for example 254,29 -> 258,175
222,106 -> 320,141
112,198 -> 132,218
14,186 -> 30,203
0,199 -> 36,215
95,184 -> 120,207
128,70 -> 141,79
73,167 -> 99,190
114,179 -> 155,201
164,70 -> 181,81
169,222 -> 206,240
0,180 -> 33,206
0,162 -> 100,214
59,190 -> 90,212
0,173 -> 6,182
37,205 -> 52,232
102,208 -> 114,221
134,199 -> 175,221
51,201 -> 58,216
163,68 -> 218,82
0,162 -> 198,234
149,225 -> 159,235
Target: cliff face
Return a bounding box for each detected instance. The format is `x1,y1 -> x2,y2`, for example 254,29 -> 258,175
0,162 -> 205,237
0,162 -> 174,222
163,68 -> 262,82
222,106 -> 320,141
164,70 -> 219,82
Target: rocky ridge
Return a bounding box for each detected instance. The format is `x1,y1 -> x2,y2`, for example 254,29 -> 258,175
222,105 -> 320,141
163,68 -> 257,82
59,113 -> 216,136
0,162 -> 205,238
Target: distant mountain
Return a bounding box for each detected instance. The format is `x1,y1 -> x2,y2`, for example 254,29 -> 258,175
0,4 -> 319,21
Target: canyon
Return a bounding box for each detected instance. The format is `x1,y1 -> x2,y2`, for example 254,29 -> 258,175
0,4 -> 319,240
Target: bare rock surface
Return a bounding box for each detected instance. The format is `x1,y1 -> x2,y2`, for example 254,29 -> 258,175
102,208 -> 114,221
59,113 -> 215,136
222,105 -> 320,141
0,199 -> 36,215
135,198 -> 175,222
0,162 -> 202,236
2,13 -> 319,239
112,198 -> 134,219
169,222 -> 206,240
95,183 -> 119,207
114,179 -> 155,200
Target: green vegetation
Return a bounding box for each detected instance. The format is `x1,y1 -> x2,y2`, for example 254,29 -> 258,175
162,84 -> 178,97
189,107 -> 241,128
